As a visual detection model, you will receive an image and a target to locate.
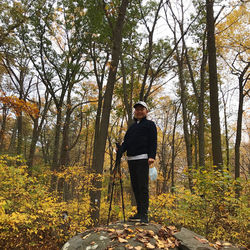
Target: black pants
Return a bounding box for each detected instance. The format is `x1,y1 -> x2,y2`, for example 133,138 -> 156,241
128,159 -> 149,215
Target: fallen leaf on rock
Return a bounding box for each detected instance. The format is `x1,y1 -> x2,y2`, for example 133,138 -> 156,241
118,237 -> 128,243
125,228 -> 134,233
82,233 -> 90,240
136,228 -> 144,233
167,226 -> 177,232
165,242 -> 175,248
175,239 -> 179,246
209,243 -> 217,248
90,241 -> 96,245
215,241 -> 222,245
146,230 -> 155,237
145,242 -> 155,249
137,237 -> 149,244
156,239 -> 165,249
158,228 -> 170,239
115,229 -> 124,235
125,244 -> 134,249
153,235 -> 159,240
194,236 -> 209,244
167,238 -> 173,244
223,242 -> 232,247
137,232 -> 147,238
126,234 -> 136,239
134,246 -> 142,250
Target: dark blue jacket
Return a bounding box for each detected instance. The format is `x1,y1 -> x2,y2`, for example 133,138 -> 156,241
121,117 -> 157,159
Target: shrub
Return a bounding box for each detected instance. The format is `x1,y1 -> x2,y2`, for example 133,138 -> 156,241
0,155 -> 93,249
150,166 -> 249,247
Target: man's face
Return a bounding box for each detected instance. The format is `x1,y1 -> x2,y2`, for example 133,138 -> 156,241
134,105 -> 148,120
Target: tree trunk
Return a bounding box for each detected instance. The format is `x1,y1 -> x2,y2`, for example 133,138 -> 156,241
171,102 -> 180,193
27,118 -> 39,173
198,35 -> 207,167
220,83 -> 230,171
206,0 -> 223,168
60,93 -> 72,167
177,51 -> 193,192
8,120 -> 17,153
90,0 -> 129,225
17,113 -> 23,155
51,107 -> 62,190
184,31 -> 207,168
83,116 -> 89,166
0,105 -> 7,153
235,62 -> 250,185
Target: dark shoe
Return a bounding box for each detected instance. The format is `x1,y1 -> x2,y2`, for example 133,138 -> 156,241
128,213 -> 141,221
140,214 -> 149,224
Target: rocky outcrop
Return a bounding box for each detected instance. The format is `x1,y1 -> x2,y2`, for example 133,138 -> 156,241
61,223 -> 246,250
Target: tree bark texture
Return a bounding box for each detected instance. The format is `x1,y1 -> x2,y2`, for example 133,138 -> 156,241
17,113 -> 23,155
206,0 -> 223,168
0,105 -> 7,153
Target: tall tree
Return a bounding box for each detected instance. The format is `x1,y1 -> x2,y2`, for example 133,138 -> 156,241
0,45 -> 35,155
21,0 -> 90,184
184,0 -> 209,167
206,0 -> 223,168
216,1 -> 250,180
90,0 -> 130,225
165,0 -> 194,191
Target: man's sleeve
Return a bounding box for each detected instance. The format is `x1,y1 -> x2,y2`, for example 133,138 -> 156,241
148,121 -> 157,159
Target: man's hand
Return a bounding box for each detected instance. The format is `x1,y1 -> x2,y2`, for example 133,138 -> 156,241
148,158 -> 155,165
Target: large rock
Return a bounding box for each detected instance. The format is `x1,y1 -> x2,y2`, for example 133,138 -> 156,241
62,223 -> 246,250
61,221 -> 179,250
174,228 -> 246,250
174,228 -> 214,250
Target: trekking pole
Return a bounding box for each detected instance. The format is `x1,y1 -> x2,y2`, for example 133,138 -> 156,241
118,159 -> 126,223
107,143 -> 125,225
107,166 -> 116,225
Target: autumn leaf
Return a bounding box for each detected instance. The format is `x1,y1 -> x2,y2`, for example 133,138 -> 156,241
156,239 -> 165,249
125,244 -> 134,249
194,236 -> 208,244
118,237 -> 128,243
115,229 -> 124,236
134,246 -> 142,250
146,230 -> 155,237
167,226 -> 178,232
136,228 -> 144,233
124,228 -> 134,233
145,242 -> 155,249
137,236 -> 149,244
153,235 -> 159,240
222,242 -> 232,247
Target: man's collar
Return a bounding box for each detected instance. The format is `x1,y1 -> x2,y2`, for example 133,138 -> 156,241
133,116 -> 147,122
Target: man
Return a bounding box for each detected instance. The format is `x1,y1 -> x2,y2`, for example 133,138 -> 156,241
120,101 -> 157,224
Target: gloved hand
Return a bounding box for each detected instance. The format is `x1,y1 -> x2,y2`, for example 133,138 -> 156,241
116,143 -> 123,160
149,166 -> 157,181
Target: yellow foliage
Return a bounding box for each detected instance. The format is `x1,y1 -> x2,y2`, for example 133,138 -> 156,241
0,95 -> 39,118
150,167 -> 249,247
0,156 -> 93,249
216,3 -> 250,57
